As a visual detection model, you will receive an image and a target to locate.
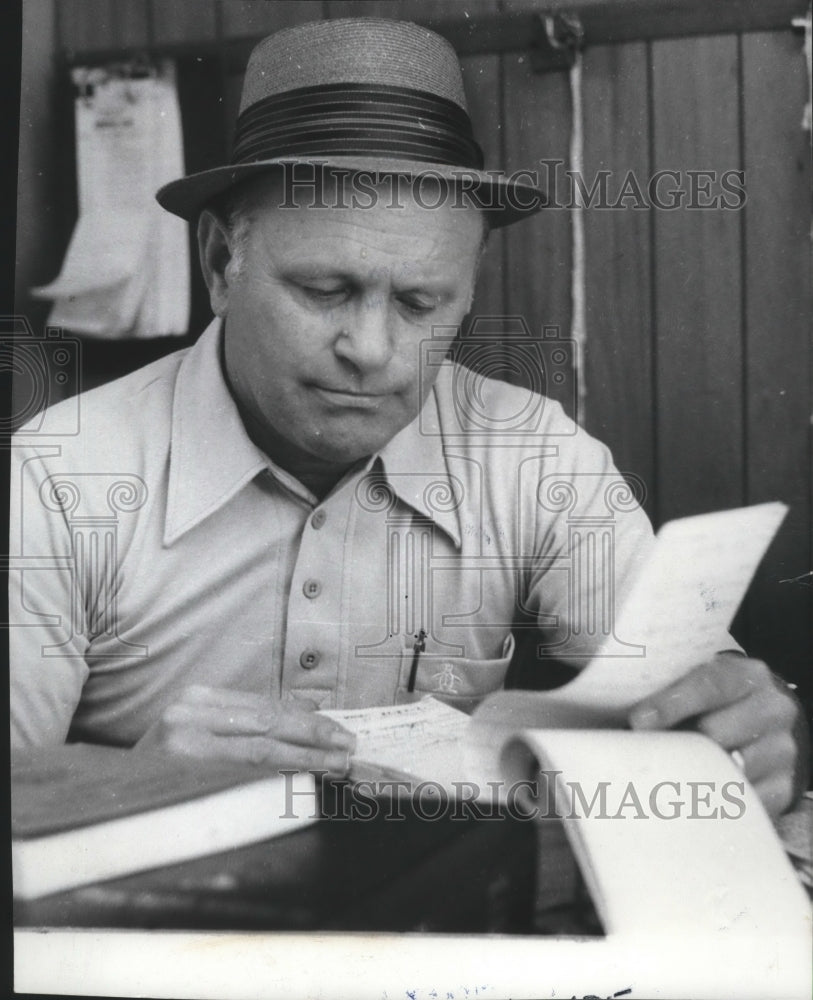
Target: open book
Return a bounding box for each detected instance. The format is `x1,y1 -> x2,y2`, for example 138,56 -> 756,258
324,501 -> 790,791
12,744 -> 317,900
323,503 -> 811,955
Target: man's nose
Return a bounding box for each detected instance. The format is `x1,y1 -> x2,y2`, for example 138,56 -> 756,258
333,299 -> 394,374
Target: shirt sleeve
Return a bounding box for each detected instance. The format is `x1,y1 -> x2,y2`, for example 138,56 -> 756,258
523,420 -> 655,669
9,441 -> 90,747
522,409 -> 743,669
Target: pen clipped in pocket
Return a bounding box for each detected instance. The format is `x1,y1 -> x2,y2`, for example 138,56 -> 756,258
394,632 -> 515,711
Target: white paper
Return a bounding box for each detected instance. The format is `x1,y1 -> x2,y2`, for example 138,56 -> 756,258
322,697 -> 471,791
34,63 -> 190,338
499,729 -> 811,943
554,501 -> 789,711
31,210 -> 148,297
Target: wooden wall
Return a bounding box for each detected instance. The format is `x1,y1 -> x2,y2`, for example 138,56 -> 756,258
20,0 -> 812,699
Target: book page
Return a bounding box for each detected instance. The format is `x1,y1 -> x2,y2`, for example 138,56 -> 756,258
561,501 -> 788,710
465,502 -> 789,781
498,728 -> 810,942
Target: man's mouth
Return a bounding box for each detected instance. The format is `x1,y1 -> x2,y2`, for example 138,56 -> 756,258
310,384 -> 391,406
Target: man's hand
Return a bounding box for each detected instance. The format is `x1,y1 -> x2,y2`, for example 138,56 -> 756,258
628,653 -> 809,818
135,684 -> 356,777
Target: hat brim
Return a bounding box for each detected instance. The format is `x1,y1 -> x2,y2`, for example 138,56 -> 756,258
156,156 -> 548,229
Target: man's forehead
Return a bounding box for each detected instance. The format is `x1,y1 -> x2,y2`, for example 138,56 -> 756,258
234,168 -> 486,238
266,219 -> 480,284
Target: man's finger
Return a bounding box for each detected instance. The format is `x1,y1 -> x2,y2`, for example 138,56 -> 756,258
750,772 -> 795,820
271,707 -> 357,751
737,730 -> 798,785
181,684 -> 271,709
183,701 -> 355,750
206,703 -> 290,736
162,699 -> 273,737
175,687 -> 356,748
693,695 -> 767,750
629,656 -> 768,730
183,732 -> 353,776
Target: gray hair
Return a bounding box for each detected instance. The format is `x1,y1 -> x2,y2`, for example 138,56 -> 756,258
224,201 -> 253,276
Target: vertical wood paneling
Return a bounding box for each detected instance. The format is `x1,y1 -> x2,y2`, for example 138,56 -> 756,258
57,0 -> 150,53
220,0 -> 324,38
175,54 -> 229,334
461,53 -> 505,325
150,0 -> 217,43
220,2 -> 327,150
651,35 -> 744,522
16,0 -> 63,416
502,53 -> 573,413
581,42 -> 654,512
741,30 -> 812,686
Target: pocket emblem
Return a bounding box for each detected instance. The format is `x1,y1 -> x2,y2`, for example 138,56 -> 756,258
432,661 -> 462,693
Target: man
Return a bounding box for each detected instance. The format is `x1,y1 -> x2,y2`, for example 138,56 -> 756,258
10,18 -> 805,817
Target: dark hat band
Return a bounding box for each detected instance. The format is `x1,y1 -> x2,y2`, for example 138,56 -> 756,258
232,83 -> 485,170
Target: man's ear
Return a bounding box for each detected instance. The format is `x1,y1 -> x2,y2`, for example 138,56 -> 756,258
197,209 -> 236,317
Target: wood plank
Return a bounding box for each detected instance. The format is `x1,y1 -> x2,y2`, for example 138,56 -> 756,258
542,0 -> 808,45
331,1 -> 807,57
651,34 -> 744,523
220,0 -> 325,38
741,30 -> 812,689
54,2 -> 810,63
502,52 -> 574,415
581,41 -> 655,515
174,55 -> 230,334
461,53 -> 505,329
325,0 -> 496,23
16,0 -> 67,406
219,2 -> 327,147
57,0 -> 150,54
150,0 -> 217,44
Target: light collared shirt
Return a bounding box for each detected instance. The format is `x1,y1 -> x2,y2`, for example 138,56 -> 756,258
10,319 -> 657,747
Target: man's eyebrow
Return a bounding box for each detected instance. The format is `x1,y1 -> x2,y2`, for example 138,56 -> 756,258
395,279 -> 458,298
282,264 -> 461,294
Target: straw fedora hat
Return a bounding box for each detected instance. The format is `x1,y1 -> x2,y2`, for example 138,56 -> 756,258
156,17 -> 546,227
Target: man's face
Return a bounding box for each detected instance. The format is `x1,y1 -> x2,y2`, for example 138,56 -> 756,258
213,176 -> 484,465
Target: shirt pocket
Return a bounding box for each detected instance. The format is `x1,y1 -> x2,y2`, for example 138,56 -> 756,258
394,632 -> 515,712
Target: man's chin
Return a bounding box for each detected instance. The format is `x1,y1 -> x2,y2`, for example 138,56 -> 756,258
304,438 -> 382,467
301,414 -> 410,466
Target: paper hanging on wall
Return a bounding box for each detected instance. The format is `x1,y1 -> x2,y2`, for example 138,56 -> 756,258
32,61 -> 190,339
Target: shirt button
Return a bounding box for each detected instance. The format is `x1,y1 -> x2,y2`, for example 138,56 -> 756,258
303,578 -> 322,599
311,510 -> 327,529
299,649 -> 321,670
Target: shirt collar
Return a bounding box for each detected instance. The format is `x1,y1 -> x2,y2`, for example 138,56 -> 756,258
164,319 -> 269,546
376,365 -> 462,548
164,322 -> 461,548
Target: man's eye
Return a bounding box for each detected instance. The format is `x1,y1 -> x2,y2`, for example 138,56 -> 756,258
398,295 -> 436,316
302,284 -> 346,302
